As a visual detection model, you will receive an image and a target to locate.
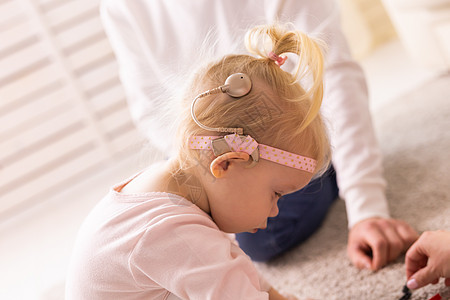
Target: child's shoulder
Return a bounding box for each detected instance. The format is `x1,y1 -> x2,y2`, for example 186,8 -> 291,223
119,160 -> 170,195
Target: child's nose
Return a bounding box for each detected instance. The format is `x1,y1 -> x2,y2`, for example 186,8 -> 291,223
269,202 -> 279,218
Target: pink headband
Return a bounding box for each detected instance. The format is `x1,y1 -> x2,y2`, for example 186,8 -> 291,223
268,51 -> 287,67
189,134 -> 317,173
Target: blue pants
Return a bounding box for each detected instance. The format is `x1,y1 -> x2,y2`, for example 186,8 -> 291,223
236,167 -> 339,262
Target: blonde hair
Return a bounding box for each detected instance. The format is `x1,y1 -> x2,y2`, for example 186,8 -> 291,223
175,23 -> 331,176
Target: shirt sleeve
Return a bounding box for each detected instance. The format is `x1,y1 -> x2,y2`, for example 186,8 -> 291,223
226,233 -> 273,292
276,0 -> 391,227
128,213 -> 269,300
99,0 -> 181,156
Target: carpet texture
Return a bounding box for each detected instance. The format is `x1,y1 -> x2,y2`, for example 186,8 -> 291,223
255,73 -> 450,300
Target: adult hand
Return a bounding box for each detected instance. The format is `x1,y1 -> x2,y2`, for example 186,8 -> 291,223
347,217 -> 419,271
405,230 -> 450,290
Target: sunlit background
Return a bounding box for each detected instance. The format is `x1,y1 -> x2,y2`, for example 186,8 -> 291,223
0,0 -> 448,299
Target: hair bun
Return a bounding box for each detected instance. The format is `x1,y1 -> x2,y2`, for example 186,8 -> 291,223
245,24 -> 326,131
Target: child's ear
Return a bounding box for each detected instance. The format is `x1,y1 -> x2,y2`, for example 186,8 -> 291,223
210,152 -> 250,178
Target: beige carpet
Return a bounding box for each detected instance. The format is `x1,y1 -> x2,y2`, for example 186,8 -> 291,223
255,73 -> 450,300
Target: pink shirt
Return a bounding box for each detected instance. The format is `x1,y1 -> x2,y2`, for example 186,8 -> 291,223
65,175 -> 270,299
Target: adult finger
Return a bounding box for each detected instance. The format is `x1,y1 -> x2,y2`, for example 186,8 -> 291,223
366,228 -> 388,270
405,237 -> 428,279
380,223 -> 404,262
407,266 -> 440,290
348,244 -> 372,270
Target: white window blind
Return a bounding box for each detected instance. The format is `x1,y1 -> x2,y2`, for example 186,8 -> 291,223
0,0 -> 143,220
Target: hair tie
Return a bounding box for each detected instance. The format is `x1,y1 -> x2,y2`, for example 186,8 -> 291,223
268,51 -> 287,67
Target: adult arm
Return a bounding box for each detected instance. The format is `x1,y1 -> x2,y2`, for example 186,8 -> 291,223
100,0 -> 187,156
277,0 -> 418,269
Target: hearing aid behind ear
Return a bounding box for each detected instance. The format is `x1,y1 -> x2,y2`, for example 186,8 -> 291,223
191,73 -> 252,134
211,135 -> 259,169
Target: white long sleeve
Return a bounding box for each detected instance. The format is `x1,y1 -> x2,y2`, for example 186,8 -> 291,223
100,0 -> 390,228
